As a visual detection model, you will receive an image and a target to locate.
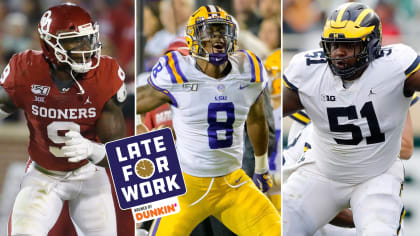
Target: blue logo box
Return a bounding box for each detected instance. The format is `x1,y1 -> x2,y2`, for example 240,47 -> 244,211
105,128 -> 186,209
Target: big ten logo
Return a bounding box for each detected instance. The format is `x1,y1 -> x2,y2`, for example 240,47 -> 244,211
321,94 -> 336,102
106,128 -> 186,209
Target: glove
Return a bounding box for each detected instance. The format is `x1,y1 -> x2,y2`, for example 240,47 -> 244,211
253,152 -> 273,192
62,131 -> 106,163
253,172 -> 273,193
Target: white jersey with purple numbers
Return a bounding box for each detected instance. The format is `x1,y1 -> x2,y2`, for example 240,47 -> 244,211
283,44 -> 420,184
149,50 -> 267,177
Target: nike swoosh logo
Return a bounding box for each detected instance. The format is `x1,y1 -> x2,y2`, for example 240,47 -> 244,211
215,58 -> 222,61
235,177 -> 242,183
240,84 -> 250,90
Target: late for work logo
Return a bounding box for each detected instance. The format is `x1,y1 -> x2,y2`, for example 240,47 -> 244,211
105,128 -> 186,219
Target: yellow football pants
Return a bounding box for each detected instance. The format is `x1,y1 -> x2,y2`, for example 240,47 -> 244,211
269,194 -> 281,213
150,169 -> 281,236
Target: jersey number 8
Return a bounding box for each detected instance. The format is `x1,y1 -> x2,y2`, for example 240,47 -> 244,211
207,102 -> 235,149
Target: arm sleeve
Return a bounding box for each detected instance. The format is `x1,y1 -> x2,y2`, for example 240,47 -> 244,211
283,52 -> 307,92
410,93 -> 419,106
241,50 -> 269,98
147,53 -> 179,107
104,58 -> 126,104
391,44 -> 420,78
0,55 -> 22,108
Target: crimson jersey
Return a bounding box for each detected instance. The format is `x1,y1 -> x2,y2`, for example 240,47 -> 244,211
143,103 -> 172,130
0,50 -> 125,171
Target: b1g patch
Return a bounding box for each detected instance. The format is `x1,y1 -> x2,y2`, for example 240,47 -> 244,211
105,128 -> 186,222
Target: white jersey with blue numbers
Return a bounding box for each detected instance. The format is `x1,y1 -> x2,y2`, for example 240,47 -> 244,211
149,50 -> 267,177
283,44 -> 420,184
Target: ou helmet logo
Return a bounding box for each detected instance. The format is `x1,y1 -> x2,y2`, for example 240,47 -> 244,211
40,10 -> 52,32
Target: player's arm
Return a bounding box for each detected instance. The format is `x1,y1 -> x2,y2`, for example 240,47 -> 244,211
136,114 -> 150,134
136,84 -> 171,114
404,70 -> 420,94
95,98 -> 127,167
247,95 -> 268,156
246,94 -> 272,192
283,85 -> 303,117
62,98 -> 126,168
330,209 -> 355,228
400,110 -> 413,160
0,86 -> 17,118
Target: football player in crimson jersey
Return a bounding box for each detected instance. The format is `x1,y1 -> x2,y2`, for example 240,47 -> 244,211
282,2 -> 420,235
137,5 -> 280,236
0,3 -> 129,236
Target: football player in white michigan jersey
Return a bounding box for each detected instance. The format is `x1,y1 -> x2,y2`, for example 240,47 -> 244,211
137,5 -> 281,236
283,2 -> 420,236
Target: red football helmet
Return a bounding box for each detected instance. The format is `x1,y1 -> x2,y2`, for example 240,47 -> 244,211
38,3 -> 101,73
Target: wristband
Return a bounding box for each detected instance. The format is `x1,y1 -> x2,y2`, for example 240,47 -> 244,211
89,142 -> 106,164
254,152 -> 269,174
136,114 -> 142,126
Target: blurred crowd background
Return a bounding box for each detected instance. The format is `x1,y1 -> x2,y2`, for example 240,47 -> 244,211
282,1 -> 420,235
137,0 -> 281,81
0,0 -> 135,233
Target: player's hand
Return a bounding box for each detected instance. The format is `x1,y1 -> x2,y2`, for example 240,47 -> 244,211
62,131 -> 94,162
252,172 -> 273,193
62,131 -> 105,163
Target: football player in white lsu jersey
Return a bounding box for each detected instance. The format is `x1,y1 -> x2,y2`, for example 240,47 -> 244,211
137,5 -> 281,236
283,2 -> 420,236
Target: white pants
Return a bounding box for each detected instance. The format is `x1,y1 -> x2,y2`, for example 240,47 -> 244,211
283,158 -> 405,236
9,162 -> 117,236
314,224 -> 356,236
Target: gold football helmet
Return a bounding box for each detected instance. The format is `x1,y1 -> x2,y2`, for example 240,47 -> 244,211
185,5 -> 237,65
320,2 -> 382,79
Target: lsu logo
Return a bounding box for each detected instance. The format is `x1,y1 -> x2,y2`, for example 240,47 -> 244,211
31,85 -> 50,96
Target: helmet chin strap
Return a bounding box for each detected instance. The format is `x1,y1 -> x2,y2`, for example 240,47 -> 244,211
194,53 -> 228,65
69,70 -> 85,95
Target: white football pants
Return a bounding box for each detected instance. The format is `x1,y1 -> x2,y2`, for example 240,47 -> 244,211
9,161 -> 117,236
283,158 -> 404,236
